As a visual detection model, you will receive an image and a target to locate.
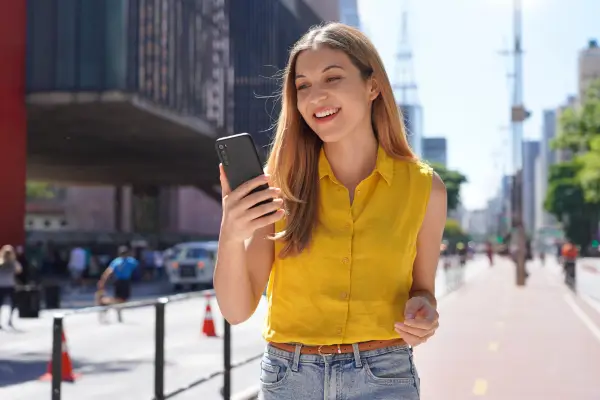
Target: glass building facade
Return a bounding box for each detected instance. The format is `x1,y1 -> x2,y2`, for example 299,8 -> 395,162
230,0 -> 323,160
340,0 -> 361,29
399,104 -> 423,158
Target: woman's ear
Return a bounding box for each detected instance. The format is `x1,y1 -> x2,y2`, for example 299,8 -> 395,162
368,77 -> 380,101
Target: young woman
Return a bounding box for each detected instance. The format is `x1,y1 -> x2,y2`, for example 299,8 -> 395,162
214,22 -> 447,399
0,245 -> 23,329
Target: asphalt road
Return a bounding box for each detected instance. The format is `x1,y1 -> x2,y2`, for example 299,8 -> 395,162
0,256 -> 489,400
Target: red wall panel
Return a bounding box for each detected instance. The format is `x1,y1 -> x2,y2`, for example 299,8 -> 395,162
0,0 -> 27,246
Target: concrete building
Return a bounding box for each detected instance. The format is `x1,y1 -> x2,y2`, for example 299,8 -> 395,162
555,95 -> 578,163
422,137 -> 447,167
535,109 -> 559,231
24,0 -> 334,243
522,140 -> 540,235
578,39 -> 600,99
465,209 -> 488,237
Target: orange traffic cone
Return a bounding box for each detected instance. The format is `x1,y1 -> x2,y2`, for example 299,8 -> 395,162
40,331 -> 80,382
202,296 -> 217,337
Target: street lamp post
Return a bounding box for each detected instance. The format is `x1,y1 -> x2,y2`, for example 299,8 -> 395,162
511,0 -> 529,286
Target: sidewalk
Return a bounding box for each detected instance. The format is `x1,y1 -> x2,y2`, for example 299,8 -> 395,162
414,257 -> 600,400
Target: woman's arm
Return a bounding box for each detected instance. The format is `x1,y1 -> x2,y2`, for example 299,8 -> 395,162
14,261 -> 23,275
214,224 -> 275,325
410,172 -> 448,306
394,172 -> 447,345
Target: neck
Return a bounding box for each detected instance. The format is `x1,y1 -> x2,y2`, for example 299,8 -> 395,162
323,127 -> 378,190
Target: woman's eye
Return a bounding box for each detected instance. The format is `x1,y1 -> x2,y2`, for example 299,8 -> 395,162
297,84 -> 308,90
326,76 -> 341,83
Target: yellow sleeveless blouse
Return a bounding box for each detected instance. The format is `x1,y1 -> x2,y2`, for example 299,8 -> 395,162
263,145 -> 433,345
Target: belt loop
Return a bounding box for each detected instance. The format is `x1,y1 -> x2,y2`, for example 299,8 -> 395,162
352,343 -> 362,368
291,343 -> 302,372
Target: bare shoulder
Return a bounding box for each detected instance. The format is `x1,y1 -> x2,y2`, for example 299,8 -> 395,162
431,171 -> 447,195
426,171 -> 447,222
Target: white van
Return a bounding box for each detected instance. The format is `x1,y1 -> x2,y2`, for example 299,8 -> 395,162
164,241 -> 218,291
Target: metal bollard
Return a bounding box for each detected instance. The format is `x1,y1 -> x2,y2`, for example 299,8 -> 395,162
223,319 -> 231,400
51,316 -> 63,400
154,298 -> 168,400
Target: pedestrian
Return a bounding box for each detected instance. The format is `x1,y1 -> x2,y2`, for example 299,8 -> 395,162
0,245 -> 23,329
97,246 -> 139,323
214,22 -> 447,399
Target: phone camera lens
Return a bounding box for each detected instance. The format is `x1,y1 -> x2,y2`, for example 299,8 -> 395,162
218,144 -> 224,150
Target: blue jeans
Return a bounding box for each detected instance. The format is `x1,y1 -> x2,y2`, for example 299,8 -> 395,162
258,342 -> 420,400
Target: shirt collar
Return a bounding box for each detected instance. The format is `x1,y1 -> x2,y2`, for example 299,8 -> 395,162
318,144 -> 394,186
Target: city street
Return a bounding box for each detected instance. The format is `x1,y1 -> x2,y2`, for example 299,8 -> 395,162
4,255 -> 600,400
415,257 -> 600,400
0,257 -> 485,400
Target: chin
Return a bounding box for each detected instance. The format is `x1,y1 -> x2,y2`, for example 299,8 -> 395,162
313,129 -> 348,144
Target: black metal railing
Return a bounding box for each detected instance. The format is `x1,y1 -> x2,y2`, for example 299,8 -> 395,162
48,289 -> 261,400
46,256 -> 473,400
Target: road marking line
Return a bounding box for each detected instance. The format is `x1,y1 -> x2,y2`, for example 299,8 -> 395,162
472,379 -> 488,395
563,293 -> 600,344
488,341 -> 499,352
581,294 -> 600,316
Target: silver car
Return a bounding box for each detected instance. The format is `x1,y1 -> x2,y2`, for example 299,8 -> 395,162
165,241 -> 218,291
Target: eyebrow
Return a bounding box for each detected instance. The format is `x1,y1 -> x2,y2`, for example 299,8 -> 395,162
295,64 -> 344,79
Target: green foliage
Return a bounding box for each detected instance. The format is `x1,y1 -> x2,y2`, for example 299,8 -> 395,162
429,163 -> 467,211
546,79 -> 600,245
443,219 -> 470,246
444,219 -> 464,238
26,181 -> 55,200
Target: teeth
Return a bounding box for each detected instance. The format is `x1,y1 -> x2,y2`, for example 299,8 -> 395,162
315,108 -> 339,118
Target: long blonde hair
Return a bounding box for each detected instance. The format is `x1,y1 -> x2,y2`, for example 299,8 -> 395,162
267,22 -> 416,257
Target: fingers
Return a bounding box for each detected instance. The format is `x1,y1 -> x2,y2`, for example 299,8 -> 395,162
239,187 -> 281,211
227,174 -> 272,201
396,329 -> 435,347
245,198 -> 284,221
249,208 -> 286,231
395,319 -> 439,336
219,164 -> 232,197
403,311 -> 439,329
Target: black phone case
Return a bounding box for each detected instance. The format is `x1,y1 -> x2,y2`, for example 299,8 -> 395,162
215,133 -> 274,214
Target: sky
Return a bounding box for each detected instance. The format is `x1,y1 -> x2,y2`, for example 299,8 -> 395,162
357,0 -> 600,210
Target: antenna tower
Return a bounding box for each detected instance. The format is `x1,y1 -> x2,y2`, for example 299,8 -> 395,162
392,0 -> 419,105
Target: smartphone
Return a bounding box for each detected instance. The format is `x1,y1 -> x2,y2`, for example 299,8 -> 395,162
215,133 -> 274,213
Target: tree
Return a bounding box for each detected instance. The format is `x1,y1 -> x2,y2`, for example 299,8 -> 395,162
429,163 -> 468,211
26,181 -> 55,200
443,218 -> 469,247
547,78 -> 600,246
552,79 -> 600,202
544,161 -> 595,246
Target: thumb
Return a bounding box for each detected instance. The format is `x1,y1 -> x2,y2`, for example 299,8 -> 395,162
404,297 -> 425,320
219,163 -> 232,197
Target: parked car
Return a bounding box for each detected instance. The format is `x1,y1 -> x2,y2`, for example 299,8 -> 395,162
164,241 -> 218,291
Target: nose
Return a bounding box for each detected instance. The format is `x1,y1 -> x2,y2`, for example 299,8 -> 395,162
308,87 -> 328,105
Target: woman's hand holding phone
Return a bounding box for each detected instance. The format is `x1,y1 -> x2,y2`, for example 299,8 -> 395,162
219,164 -> 285,243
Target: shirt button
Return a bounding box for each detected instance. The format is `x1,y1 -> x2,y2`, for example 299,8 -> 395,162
340,292 -> 348,300
336,328 -> 343,335
344,222 -> 352,230
342,257 -> 350,264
